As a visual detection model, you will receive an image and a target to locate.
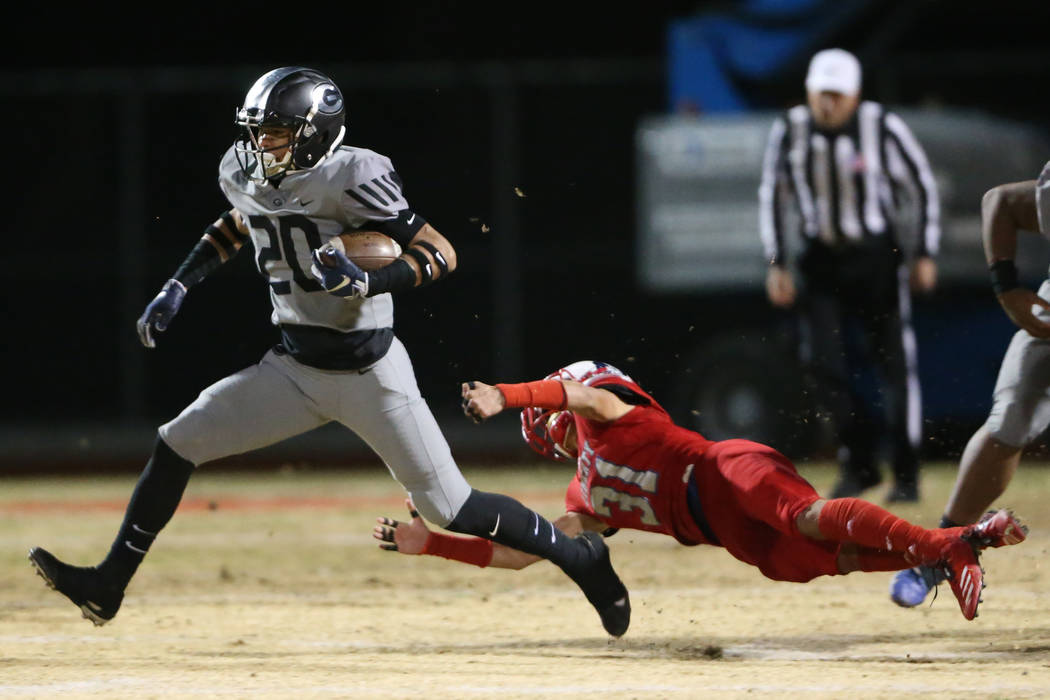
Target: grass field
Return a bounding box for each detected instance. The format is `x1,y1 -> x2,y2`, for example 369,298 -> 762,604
2,459 -> 1049,698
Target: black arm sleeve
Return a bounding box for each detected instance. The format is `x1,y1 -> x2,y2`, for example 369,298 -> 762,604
368,209 -> 427,249
173,236 -> 225,288
413,239 -> 450,276
364,259 -> 417,297
172,217 -> 248,288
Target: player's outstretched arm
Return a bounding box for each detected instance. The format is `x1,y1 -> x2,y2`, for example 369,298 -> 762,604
136,209 -> 250,348
982,180 -> 1050,338
459,381 -> 508,422
561,382 -> 634,421
374,499 -> 603,570
460,379 -> 633,424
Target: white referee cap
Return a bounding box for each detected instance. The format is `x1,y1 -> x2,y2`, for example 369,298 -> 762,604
805,48 -> 861,95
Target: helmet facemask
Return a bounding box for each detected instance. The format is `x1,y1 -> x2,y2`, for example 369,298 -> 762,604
546,411 -> 578,460
233,67 -> 347,183
521,406 -> 577,462
235,115 -> 302,179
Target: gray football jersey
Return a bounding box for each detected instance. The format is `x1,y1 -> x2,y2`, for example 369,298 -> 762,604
218,145 -> 409,331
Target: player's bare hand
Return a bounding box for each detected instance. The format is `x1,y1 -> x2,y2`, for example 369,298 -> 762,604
765,266 -> 796,308
460,380 -> 505,423
997,288 -> 1050,339
373,498 -> 430,554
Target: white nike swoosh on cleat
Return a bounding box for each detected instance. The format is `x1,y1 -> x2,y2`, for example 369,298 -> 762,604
549,523 -> 556,544
532,515 -> 539,536
488,514 -> 501,537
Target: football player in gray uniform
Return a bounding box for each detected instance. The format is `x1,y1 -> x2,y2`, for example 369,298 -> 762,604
890,162 -> 1050,607
28,66 -> 629,638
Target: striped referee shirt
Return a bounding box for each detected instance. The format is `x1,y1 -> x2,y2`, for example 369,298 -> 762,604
758,101 -> 940,266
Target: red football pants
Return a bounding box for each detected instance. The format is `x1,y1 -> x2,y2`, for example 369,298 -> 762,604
695,440 -> 840,582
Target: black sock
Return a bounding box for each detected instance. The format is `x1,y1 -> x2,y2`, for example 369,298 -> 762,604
939,515 -> 960,529
98,435 -> 195,588
446,489 -> 588,572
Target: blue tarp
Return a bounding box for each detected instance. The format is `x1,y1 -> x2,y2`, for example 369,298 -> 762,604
668,0 -> 875,113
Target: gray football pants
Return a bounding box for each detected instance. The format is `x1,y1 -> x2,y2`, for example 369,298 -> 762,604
158,337 -> 471,526
986,279 -> 1050,447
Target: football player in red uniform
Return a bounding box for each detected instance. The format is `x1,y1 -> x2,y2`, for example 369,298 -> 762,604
374,361 -> 1027,622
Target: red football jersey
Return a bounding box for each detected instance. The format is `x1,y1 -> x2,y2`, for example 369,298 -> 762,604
563,377 -> 716,546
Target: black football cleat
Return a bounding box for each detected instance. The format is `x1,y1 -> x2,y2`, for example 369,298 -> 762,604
28,547 -> 124,626
567,531 -> 631,637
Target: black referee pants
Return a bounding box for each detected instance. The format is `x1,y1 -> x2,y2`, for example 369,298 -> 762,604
796,242 -> 921,491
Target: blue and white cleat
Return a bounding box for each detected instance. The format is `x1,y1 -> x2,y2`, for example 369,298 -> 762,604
890,565 -> 945,608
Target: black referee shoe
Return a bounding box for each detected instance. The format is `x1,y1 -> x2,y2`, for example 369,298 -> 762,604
885,482 -> 920,503
828,472 -> 882,499
28,547 -> 124,626
566,531 -> 631,637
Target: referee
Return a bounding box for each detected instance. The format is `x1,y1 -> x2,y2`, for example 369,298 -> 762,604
757,48 -> 941,503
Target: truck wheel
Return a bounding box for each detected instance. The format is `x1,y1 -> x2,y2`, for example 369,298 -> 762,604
670,332 -> 818,458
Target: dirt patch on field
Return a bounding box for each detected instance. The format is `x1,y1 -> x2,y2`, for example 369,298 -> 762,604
3,464 -> 1049,698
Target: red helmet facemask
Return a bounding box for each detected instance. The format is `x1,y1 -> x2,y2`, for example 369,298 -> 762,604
521,407 -> 577,461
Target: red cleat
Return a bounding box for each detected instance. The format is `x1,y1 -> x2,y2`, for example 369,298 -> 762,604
941,538 -> 984,621
963,508 -> 1028,549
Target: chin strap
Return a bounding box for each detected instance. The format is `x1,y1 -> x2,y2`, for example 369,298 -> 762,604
262,150 -> 293,177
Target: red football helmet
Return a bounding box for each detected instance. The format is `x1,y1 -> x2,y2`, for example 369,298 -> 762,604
520,361 -> 634,462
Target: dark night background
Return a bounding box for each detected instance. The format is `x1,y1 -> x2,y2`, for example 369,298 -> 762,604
5,1 -> 1050,471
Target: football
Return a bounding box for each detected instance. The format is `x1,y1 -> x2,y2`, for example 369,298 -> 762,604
326,231 -> 402,271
